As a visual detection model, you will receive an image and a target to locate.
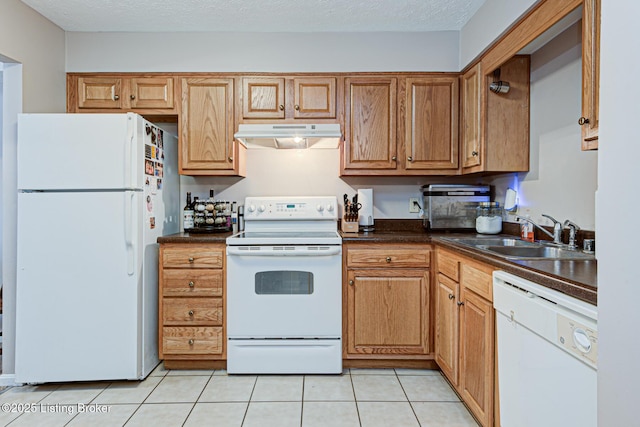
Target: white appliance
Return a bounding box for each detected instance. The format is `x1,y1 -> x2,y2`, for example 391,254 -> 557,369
493,271 -> 598,427
226,196 -> 342,374
234,123 -> 341,149
15,113 -> 179,383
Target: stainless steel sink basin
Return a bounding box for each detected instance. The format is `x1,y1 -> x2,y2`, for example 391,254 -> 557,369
441,236 -> 595,260
479,245 -> 595,260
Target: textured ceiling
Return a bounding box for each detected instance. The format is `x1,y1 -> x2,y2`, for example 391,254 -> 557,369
20,0 -> 486,32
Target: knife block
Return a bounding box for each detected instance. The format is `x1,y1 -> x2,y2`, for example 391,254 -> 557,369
341,217 -> 359,233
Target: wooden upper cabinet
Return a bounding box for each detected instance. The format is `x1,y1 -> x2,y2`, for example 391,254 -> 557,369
77,77 -> 123,110
129,77 -> 174,109
241,76 -> 336,120
293,77 -> 336,118
343,77 -> 397,172
462,56 -> 530,174
242,78 -> 286,119
404,76 -> 459,172
581,0 -> 600,150
180,77 -> 244,176
71,75 -> 176,113
460,63 -> 482,169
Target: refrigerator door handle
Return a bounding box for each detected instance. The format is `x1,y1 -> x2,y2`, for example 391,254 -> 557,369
125,115 -> 135,188
124,192 -> 135,275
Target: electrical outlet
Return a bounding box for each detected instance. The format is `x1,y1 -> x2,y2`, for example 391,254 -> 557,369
409,198 -> 421,213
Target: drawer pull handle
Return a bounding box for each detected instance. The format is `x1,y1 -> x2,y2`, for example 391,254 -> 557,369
188,339 -> 194,345
279,104 -> 285,111
188,257 -> 194,263
448,293 -> 455,300
578,116 -> 590,125
188,281 -> 195,288
349,280 -> 354,286
114,94 -> 120,101
386,256 -> 391,263
130,94 -> 136,100
391,156 -> 397,161
471,150 -> 478,157
188,310 -> 194,316
457,301 -> 465,306
294,104 -> 300,110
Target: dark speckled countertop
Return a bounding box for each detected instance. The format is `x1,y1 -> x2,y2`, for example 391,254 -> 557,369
159,219 -> 597,305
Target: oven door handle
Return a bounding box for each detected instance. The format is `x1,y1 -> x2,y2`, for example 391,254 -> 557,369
226,246 -> 342,257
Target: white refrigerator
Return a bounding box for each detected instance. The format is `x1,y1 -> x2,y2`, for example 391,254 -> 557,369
15,113 -> 179,383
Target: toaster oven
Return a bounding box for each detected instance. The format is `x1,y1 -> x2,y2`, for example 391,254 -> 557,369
422,184 -> 491,230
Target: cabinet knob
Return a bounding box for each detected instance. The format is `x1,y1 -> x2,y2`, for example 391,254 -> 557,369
113,94 -> 120,101
448,293 -> 455,300
457,301 -> 465,306
279,104 -> 285,111
407,156 -> 413,162
386,256 -> 391,263
391,156 -> 397,161
294,104 -> 300,110
188,281 -> 195,288
471,151 -> 478,157
349,280 -> 354,286
130,94 -> 136,100
228,156 -> 233,162
188,257 -> 194,263
578,117 -> 590,125
188,339 -> 194,345
188,310 -> 194,316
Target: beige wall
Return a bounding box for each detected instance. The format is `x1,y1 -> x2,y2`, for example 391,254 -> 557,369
0,0 -> 66,112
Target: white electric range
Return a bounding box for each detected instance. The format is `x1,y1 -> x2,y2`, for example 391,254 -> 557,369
225,196 -> 342,374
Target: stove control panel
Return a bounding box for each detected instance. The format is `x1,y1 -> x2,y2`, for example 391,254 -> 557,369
244,196 -> 337,220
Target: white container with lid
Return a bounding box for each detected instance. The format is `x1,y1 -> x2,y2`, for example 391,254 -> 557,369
476,202 -> 503,234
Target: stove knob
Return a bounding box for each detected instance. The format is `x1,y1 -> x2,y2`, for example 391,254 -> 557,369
317,204 -> 324,212
258,205 -> 266,212
326,204 -> 334,212
248,205 -> 256,213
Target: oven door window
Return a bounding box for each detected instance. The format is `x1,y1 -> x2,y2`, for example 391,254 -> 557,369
255,271 -> 314,295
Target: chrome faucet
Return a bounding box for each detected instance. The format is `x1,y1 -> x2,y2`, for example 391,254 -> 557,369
541,214 -> 564,245
563,220 -> 580,249
516,214 -> 563,244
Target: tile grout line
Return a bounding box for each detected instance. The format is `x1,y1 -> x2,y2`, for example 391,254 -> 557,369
394,369 -> 423,427
179,371 -> 217,426
300,376 -> 305,427
239,374 -> 258,427
348,370 -> 363,427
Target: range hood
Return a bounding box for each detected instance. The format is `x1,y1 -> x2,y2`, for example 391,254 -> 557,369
234,124 -> 342,149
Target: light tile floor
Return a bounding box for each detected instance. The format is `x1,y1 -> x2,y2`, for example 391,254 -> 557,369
0,365 -> 479,426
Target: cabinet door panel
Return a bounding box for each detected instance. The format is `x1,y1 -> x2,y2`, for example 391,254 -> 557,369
581,0 -> 600,150
77,77 -> 122,109
293,77 -> 336,118
347,270 -> 429,356
461,64 -> 482,169
459,288 -> 494,427
242,78 -> 286,119
130,77 -> 174,109
405,77 -> 459,170
435,273 -> 459,386
181,78 -> 235,172
344,78 -> 397,170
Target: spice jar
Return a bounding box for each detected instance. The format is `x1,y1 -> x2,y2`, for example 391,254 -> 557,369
476,202 -> 503,234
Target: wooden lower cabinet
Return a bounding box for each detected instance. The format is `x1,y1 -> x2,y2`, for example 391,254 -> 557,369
344,244 -> 432,362
159,243 -> 226,369
436,247 -> 496,427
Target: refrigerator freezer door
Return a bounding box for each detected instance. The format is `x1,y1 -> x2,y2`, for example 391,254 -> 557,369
15,191 -> 151,383
17,113 -> 145,190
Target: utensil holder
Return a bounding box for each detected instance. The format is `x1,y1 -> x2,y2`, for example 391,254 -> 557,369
341,217 -> 359,233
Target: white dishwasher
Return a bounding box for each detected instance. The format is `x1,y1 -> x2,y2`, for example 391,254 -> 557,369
493,271 -> 597,427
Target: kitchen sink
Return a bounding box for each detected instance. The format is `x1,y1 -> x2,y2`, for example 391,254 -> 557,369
441,236 -> 596,260
479,245 -> 595,260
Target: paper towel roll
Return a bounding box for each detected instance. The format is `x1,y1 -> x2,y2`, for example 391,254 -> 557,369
357,188 -> 374,228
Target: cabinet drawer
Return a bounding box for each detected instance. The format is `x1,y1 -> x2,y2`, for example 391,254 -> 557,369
347,248 -> 430,268
460,262 -> 494,302
437,251 -> 460,281
163,298 -> 223,325
162,326 -> 223,355
162,245 -> 223,269
162,270 -> 223,297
